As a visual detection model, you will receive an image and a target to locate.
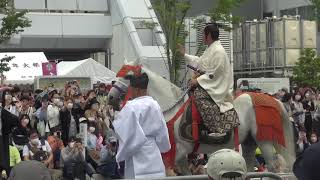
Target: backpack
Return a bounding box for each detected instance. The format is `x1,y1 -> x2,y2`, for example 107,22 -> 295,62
27,139 -> 49,162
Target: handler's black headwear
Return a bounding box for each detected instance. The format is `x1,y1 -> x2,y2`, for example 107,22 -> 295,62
125,73 -> 149,89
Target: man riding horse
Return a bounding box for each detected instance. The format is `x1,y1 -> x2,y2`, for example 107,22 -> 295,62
179,23 -> 239,137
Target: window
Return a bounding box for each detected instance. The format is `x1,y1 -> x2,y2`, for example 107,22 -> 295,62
280,8 -> 297,17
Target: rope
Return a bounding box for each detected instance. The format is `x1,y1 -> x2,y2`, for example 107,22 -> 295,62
162,87 -> 191,113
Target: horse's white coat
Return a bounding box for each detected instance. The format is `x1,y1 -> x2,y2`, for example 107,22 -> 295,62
108,60 -> 296,172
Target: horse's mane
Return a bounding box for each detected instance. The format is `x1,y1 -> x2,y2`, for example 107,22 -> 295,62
141,67 -> 183,111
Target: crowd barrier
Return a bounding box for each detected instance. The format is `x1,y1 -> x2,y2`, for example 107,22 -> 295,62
92,172 -> 296,180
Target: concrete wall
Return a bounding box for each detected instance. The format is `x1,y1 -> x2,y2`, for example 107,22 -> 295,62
264,0 -> 312,16
110,0 -> 169,79
176,0 -> 262,20
0,13 -> 112,51
14,0 -> 109,11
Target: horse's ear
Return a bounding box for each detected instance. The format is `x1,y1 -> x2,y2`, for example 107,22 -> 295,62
133,58 -> 141,66
124,57 -> 128,65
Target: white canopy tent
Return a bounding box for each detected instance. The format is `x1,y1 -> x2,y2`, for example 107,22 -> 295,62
57,58 -> 116,84
0,52 -> 48,85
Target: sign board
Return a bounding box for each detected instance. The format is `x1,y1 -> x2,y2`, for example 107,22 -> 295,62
42,62 -> 57,76
34,76 -> 92,90
237,78 -> 290,95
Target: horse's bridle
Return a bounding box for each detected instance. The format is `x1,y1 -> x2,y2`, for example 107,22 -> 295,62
112,84 -> 127,95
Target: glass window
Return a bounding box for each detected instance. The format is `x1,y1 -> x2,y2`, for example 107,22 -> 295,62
280,8 -> 297,17
298,6 -> 316,20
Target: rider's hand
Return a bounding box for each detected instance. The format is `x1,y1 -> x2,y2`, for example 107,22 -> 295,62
189,78 -> 198,88
178,44 -> 186,55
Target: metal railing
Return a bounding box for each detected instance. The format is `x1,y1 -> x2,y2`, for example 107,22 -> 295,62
91,172 -> 296,180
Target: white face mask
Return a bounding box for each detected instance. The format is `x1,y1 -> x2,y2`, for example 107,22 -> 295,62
89,127 -> 96,133
53,98 -> 60,105
295,95 -> 301,101
67,103 -> 73,109
92,104 -> 99,111
31,138 -> 39,145
69,142 -> 75,148
88,117 -> 95,121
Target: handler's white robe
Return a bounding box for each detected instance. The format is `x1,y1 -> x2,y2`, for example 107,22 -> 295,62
113,96 -> 171,179
185,40 -> 234,113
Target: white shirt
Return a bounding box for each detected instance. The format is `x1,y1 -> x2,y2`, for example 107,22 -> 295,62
113,96 -> 170,179
47,104 -> 60,129
22,140 -> 52,157
185,40 -> 234,112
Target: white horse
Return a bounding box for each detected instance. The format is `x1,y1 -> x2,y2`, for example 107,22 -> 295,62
108,60 -> 296,174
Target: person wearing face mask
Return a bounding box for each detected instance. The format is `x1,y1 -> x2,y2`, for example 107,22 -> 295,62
4,94 -> 18,117
292,92 -> 305,126
72,93 -> 85,119
47,93 -> 62,135
302,90 -> 315,140
60,137 -> 84,168
60,97 -> 79,146
35,96 -> 49,138
60,137 -> 92,180
96,136 -> 121,179
22,130 -> 53,166
85,98 -> 106,136
12,115 -> 31,157
87,123 -> 98,151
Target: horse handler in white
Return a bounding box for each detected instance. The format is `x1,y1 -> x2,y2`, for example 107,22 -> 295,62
112,73 -> 171,179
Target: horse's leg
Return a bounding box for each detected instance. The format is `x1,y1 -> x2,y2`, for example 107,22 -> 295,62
242,141 -> 258,172
175,143 -> 192,175
256,141 -> 277,172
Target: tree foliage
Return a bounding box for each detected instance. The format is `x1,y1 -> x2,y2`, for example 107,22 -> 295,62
154,0 -> 190,84
311,0 -> 320,23
293,49 -> 320,88
0,0 -> 31,44
0,0 -> 31,84
209,0 -> 246,31
153,0 -> 245,84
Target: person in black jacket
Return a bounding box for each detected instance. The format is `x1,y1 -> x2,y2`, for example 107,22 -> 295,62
12,114 -> 31,156
0,88 -> 19,176
302,90 -> 315,140
294,141 -> 320,180
60,97 -> 80,146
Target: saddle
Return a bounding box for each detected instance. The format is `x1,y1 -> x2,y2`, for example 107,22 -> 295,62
179,103 -> 232,144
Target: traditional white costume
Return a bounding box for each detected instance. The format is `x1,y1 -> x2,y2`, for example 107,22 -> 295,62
113,96 -> 170,179
185,40 -> 234,113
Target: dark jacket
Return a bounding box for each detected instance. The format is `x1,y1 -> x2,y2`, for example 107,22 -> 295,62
12,126 -> 29,146
0,108 -> 19,171
60,108 -> 81,145
294,142 -> 320,180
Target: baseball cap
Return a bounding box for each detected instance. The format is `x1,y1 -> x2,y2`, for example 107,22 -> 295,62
207,149 -> 247,180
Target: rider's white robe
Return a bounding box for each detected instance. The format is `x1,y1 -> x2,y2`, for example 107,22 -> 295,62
185,40 -> 234,113
113,96 -> 171,179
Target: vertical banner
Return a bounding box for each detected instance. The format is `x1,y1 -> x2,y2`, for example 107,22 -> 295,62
79,123 -> 88,147
79,123 -> 87,157
42,62 -> 57,76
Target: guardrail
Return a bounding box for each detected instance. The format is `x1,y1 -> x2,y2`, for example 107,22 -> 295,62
93,172 -> 296,180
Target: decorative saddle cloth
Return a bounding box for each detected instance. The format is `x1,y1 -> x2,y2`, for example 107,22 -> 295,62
179,87 -> 239,144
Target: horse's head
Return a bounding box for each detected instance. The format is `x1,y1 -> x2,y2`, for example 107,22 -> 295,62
107,59 -> 142,110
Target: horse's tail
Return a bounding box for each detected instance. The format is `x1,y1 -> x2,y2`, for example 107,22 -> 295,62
274,101 -> 296,172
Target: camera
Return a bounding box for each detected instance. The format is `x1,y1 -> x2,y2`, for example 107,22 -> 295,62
110,142 -> 117,147
191,155 -> 207,166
